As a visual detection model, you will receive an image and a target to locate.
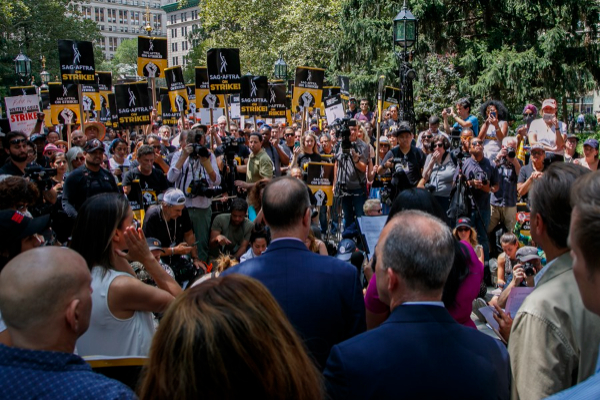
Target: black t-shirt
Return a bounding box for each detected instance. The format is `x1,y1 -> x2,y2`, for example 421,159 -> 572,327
62,166 -> 119,217
382,145 -> 426,187
122,167 -> 170,211
0,160 -> 25,176
517,163 -> 546,205
142,205 -> 193,249
297,152 -> 322,171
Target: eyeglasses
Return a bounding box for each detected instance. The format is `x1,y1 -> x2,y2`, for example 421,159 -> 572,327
422,135 -> 433,139
433,143 -> 445,148
457,227 -> 470,232
9,138 -> 27,146
531,150 -> 544,156
471,140 -> 483,146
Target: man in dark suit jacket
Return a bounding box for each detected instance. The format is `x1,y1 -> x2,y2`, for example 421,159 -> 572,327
324,210 -> 511,400
221,176 -> 366,369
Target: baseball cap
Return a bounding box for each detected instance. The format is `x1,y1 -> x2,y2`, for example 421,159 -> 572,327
566,133 -> 579,141
163,188 -> 186,206
256,119 -> 265,126
379,136 -> 390,144
516,246 -> 540,262
30,133 -> 46,142
335,238 -> 357,261
83,139 -> 104,153
0,210 -> 50,242
146,237 -> 165,253
456,217 -> 472,229
349,96 -> 356,101
530,143 -> 545,152
584,138 -> 599,150
541,99 -> 557,110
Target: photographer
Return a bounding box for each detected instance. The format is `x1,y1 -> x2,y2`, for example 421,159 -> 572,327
489,137 -> 521,234
491,247 -> 542,309
167,129 -> 221,263
333,119 -> 370,224
379,122 -> 426,197
61,139 -> 119,218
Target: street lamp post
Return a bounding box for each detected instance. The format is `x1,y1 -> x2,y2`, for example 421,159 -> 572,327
40,55 -> 50,91
14,49 -> 32,85
393,0 -> 418,132
273,52 -> 287,81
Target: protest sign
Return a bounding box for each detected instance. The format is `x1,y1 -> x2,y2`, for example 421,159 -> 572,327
97,71 -> 112,124
267,83 -> 286,118
240,75 -> 268,116
165,66 -> 188,114
10,86 -> 37,96
324,94 -> 345,125
5,95 -> 41,134
292,67 -> 324,112
49,82 -> 81,125
107,93 -> 119,128
158,94 -> 179,126
40,90 -> 52,128
206,48 -> 241,94
339,76 -> 350,101
137,36 -> 167,78
58,40 -> 95,84
81,81 -> 100,112
307,162 -> 334,206
114,82 -> 151,127
383,86 -> 401,110
186,84 -> 196,116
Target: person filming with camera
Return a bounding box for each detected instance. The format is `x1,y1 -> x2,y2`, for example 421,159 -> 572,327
490,246 -> 542,309
167,129 -> 221,263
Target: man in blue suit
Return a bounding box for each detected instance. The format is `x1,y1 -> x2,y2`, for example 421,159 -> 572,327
221,176 -> 366,369
324,210 -> 511,399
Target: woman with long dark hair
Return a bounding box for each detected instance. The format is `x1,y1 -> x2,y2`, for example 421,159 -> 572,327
478,99 -> 509,161
70,193 -> 182,357
364,189 -> 482,329
138,274 -> 324,400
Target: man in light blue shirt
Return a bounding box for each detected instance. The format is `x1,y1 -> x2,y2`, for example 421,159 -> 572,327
442,97 -> 479,137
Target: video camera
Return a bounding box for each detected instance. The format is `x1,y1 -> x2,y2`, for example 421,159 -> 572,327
188,178 -> 224,198
331,117 -> 354,153
25,166 -> 57,192
221,135 -> 245,160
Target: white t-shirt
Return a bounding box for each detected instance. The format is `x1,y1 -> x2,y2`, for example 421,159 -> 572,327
482,121 -> 507,160
528,118 -> 567,155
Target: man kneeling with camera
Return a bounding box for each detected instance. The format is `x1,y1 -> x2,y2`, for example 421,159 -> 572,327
167,129 -> 221,262
490,246 -> 542,308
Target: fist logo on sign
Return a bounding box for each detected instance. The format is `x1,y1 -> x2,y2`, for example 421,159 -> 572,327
145,62 -> 158,78
60,108 -> 75,124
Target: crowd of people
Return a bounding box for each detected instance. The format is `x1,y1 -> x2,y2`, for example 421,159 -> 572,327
0,95 -> 599,399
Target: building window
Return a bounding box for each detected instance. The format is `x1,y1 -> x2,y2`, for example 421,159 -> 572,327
181,12 -> 187,22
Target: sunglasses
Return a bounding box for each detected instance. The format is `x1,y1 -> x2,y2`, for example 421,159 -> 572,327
9,138 -> 27,146
433,143 -> 444,148
471,140 -> 483,146
422,135 -> 433,139
523,113 -> 534,117
152,145 -> 161,149
285,133 -> 294,137
457,227 -> 470,232
531,151 -> 544,156
75,156 -> 85,161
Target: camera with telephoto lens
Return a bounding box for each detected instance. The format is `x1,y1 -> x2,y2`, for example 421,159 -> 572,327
190,144 -> 210,159
188,178 -> 224,198
332,117 -> 353,153
506,147 -> 516,159
523,262 -> 536,277
221,135 -> 246,160
25,166 -> 57,192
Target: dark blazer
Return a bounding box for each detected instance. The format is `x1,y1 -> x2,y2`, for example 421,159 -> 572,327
324,304 -> 511,400
221,238 -> 366,369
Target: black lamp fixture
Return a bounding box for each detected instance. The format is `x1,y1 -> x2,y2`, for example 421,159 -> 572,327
273,51 -> 287,80
14,49 -> 32,83
40,55 -> 50,90
393,0 -> 418,49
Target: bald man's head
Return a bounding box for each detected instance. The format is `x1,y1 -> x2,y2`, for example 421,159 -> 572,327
262,177 -> 310,231
0,247 -> 92,336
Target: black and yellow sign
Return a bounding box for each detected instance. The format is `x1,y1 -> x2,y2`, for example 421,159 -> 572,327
206,48 -> 241,94
81,81 -> 101,112
114,82 -> 152,127
137,36 -> 168,78
240,75 -> 268,116
186,84 -> 196,115
292,67 -> 324,112
321,86 -> 340,112
165,66 -> 188,113
339,76 -> 350,101
40,90 -> 52,127
268,83 -> 287,118
10,86 -> 37,96
97,71 -> 112,124
383,86 -> 401,110
195,67 -> 225,110
49,82 -> 81,125
307,162 -> 334,206
158,94 -> 179,126
108,93 -> 119,128
58,40 -> 95,84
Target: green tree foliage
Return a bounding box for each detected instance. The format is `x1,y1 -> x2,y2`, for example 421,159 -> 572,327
183,0 -> 341,82
98,38 -> 138,78
331,0 -> 600,122
0,0 -> 102,95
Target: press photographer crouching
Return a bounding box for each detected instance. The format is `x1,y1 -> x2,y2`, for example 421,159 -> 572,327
333,118 -> 370,224
489,247 -> 542,308
142,188 -> 206,286
167,129 -> 221,263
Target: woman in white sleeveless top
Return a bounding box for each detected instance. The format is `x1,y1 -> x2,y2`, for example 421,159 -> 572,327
478,99 -> 509,161
70,193 -> 182,357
